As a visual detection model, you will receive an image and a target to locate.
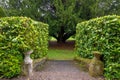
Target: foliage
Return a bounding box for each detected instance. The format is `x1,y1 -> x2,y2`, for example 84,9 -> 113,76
0,51 -> 22,78
106,0 -> 120,15
43,0 -> 80,43
76,0 -> 104,20
77,0 -> 120,19
0,7 -> 6,17
31,21 -> 48,59
1,0 -> 120,42
76,15 -> 120,80
3,0 -> 42,20
0,17 -> 48,78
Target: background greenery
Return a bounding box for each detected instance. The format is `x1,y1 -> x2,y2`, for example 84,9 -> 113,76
0,7 -> 6,17
1,0 -> 120,42
76,15 -> 120,80
0,17 -> 48,78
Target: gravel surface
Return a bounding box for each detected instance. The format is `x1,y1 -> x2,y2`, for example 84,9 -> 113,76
1,60 -> 104,80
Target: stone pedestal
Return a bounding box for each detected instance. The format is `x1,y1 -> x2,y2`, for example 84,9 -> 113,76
24,50 -> 33,80
89,51 -> 104,77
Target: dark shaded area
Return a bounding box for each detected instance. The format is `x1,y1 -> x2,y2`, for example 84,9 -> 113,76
48,40 -> 75,50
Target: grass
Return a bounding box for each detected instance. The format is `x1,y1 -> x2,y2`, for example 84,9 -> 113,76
49,37 -> 75,41
48,37 -> 75,60
47,49 -> 75,60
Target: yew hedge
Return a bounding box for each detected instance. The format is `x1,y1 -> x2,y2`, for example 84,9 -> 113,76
76,15 -> 120,80
0,17 -> 48,78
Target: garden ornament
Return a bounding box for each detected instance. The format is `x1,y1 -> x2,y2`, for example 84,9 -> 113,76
24,50 -> 33,80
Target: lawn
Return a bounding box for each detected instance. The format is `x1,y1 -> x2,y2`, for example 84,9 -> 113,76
47,49 -> 75,60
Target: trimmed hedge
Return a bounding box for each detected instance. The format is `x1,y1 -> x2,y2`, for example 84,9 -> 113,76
0,17 -> 48,78
76,15 -> 120,80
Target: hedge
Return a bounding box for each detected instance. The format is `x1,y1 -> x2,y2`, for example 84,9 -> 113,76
0,17 -> 48,78
76,15 -> 120,80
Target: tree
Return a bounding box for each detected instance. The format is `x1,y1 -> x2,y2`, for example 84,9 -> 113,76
2,0 -> 43,20
75,0 -> 108,20
43,0 -> 80,43
0,7 -> 6,17
106,0 -> 120,15
2,0 -> 120,43
5,0 -> 80,43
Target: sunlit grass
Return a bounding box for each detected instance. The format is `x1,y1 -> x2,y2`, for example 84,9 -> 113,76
49,37 -> 75,41
47,49 -> 75,60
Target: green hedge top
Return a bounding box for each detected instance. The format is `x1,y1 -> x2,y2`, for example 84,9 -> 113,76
76,15 -> 120,57
0,17 -> 48,58
0,17 -> 48,78
76,15 -> 120,80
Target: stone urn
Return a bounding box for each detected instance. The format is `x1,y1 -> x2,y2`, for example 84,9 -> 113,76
24,50 -> 33,80
89,51 -> 104,77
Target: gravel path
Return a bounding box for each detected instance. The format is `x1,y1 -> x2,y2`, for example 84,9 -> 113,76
1,60 -> 104,80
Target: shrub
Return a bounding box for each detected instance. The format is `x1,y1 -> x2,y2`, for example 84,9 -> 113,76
0,17 -> 48,78
76,15 -> 120,80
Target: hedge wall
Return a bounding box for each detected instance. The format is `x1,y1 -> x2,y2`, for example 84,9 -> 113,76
76,15 -> 120,80
0,17 -> 48,78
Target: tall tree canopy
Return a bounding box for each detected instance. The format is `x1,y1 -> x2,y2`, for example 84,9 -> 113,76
1,0 -> 120,43
43,0 -> 80,42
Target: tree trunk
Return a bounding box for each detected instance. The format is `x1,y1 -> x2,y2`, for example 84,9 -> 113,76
57,37 -> 66,43
57,26 -> 66,43
53,26 -> 75,43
